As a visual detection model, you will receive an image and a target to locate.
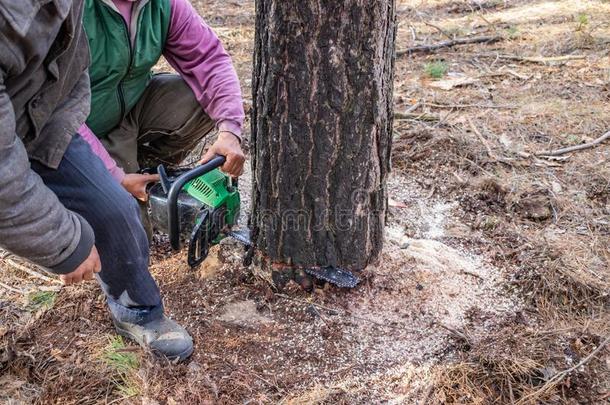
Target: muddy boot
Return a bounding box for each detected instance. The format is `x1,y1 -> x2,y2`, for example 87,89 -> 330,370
138,200 -> 153,243
112,315 -> 194,362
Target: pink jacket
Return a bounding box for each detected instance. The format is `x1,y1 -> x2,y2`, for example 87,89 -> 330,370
80,0 -> 245,183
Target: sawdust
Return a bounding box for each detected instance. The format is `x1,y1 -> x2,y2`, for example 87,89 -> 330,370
217,300 -> 272,326
197,245 -> 222,280
341,174 -> 519,368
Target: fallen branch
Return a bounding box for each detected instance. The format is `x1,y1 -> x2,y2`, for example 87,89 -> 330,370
517,334 -> 610,404
397,35 -> 502,56
536,130 -> 610,157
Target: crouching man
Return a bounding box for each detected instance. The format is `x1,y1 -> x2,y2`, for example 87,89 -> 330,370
79,0 -> 246,238
0,0 -> 246,361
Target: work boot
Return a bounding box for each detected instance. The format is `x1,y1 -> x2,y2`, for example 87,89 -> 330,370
112,315 -> 194,361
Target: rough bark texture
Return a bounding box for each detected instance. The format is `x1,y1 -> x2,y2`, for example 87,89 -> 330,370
251,0 -> 396,270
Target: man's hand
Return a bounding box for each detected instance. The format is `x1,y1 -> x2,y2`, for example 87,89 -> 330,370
121,173 -> 160,202
200,131 -> 245,177
60,246 -> 102,286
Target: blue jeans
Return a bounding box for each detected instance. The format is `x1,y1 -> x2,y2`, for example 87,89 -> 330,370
31,135 -> 163,324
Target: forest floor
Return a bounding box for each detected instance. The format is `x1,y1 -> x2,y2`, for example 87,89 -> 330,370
1,0 -> 609,404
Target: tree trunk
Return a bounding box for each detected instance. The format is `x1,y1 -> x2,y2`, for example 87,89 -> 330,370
251,1 -> 396,272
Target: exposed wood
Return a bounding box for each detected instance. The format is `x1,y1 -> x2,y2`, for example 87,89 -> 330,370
397,35 -> 502,56
251,0 -> 396,271
404,101 -> 421,113
536,130 -> 610,157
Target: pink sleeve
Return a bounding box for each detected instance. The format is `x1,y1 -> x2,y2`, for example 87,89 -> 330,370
78,124 -> 126,183
163,0 -> 245,140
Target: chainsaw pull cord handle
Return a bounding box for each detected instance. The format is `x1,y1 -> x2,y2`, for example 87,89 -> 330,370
167,155 -> 226,251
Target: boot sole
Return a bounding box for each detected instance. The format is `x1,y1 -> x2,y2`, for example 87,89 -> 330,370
114,323 -> 194,362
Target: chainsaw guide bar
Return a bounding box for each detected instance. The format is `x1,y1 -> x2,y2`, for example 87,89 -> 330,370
226,229 -> 360,288
304,267 -> 361,288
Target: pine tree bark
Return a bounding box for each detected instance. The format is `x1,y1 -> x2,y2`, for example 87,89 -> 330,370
251,1 -> 396,272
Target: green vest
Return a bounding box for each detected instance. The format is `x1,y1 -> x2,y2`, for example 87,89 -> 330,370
83,0 -> 171,137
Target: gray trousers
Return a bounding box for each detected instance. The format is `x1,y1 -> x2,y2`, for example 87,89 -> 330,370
100,73 -> 215,174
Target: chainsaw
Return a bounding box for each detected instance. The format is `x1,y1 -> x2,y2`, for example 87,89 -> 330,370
147,155 -> 243,267
146,155 -> 360,288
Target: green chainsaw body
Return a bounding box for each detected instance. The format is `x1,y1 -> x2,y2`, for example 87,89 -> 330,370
183,169 -> 240,229
147,156 -> 240,267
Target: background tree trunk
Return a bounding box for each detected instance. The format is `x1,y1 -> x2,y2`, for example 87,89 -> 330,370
251,1 -> 396,271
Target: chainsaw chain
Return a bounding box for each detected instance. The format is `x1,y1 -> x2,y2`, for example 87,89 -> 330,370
227,229 -> 252,247
304,267 -> 360,288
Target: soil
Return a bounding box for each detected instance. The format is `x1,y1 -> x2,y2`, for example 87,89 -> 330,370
1,0 -> 609,404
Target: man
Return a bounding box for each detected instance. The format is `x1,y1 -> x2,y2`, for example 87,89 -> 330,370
0,0 -> 242,361
78,0 -> 246,218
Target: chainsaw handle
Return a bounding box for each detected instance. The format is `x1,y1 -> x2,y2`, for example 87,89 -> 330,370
167,155 -> 226,251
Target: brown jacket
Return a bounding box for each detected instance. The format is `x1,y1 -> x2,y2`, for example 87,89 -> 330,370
0,0 -> 95,273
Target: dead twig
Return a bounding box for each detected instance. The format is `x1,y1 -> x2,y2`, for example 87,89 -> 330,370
469,118 -> 498,161
460,269 -> 483,280
508,378 -> 516,405
422,20 -> 453,40
500,54 -> 586,64
405,101 -> 421,113
397,35 -> 502,56
395,112 -> 439,122
0,252 -> 59,284
480,69 -> 531,81
517,334 -> 610,404
426,102 -> 516,110
496,67 -> 531,80
0,280 -> 26,294
107,394 -> 137,405
437,322 -> 472,345
470,52 -> 586,65
536,130 -> 610,157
